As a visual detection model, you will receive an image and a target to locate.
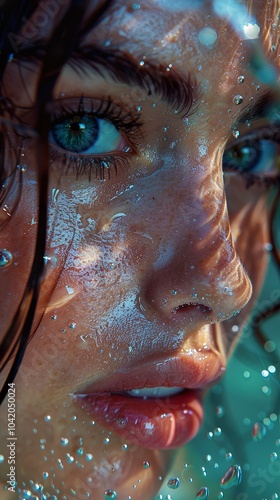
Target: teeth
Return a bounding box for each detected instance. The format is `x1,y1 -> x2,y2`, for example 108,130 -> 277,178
127,386 -> 184,398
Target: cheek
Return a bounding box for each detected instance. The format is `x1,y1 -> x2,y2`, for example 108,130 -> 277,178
230,195 -> 270,305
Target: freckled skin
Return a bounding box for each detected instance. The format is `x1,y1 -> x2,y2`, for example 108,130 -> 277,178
0,1 -> 277,498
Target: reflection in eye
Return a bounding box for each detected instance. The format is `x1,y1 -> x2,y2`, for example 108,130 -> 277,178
223,131 -> 280,183
49,114 -> 123,154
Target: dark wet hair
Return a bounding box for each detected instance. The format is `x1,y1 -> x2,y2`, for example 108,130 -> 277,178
0,0 -> 279,406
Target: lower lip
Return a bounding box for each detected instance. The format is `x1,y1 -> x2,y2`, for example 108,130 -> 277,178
75,390 -> 203,450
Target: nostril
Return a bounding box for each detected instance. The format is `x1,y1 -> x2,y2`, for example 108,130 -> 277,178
171,303 -> 212,315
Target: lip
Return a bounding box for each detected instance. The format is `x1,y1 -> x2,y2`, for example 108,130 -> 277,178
73,351 -> 225,450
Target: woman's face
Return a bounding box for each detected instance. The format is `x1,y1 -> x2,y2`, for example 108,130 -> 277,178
0,0 -> 279,498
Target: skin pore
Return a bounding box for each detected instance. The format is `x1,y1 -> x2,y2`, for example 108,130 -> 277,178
0,0 -> 279,498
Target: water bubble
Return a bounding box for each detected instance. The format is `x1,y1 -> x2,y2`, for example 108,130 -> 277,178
270,452 -> 278,462
77,448 -> 84,455
104,490 -> 117,499
167,477 -> 180,489
252,421 -> 267,441
85,453 -> 93,461
198,27 -> 217,46
122,444 -> 128,450
66,453 -> 74,463
69,322 -> 77,330
207,431 -> 214,439
0,249 -> 13,268
142,461 -> 150,469
243,23 -> 260,39
215,405 -> 224,417
214,427 -> 222,437
42,472 -> 49,480
220,465 -> 242,489
104,437 -> 110,445
60,438 -> 69,446
195,487 -> 209,499
264,341 -> 276,353
171,290 -> 177,295
237,75 -> 245,83
233,95 -> 243,105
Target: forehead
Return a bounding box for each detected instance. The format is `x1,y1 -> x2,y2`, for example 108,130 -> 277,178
83,0 -> 274,67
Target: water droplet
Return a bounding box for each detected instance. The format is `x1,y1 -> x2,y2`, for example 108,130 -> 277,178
217,493 -> 224,499
205,454 -> 212,462
252,422 -> 267,441
51,314 -> 57,320
104,437 -> 110,445
214,427 -> 222,437
225,452 -> 233,461
60,437 -> 69,446
264,340 -> 276,352
272,493 -> 279,500
77,447 -> 84,455
233,95 -> 243,105
17,164 -> 27,172
243,370 -> 250,379
42,472 -> 49,480
270,452 -> 278,462
220,465 -> 242,489
276,438 -> 280,447
69,322 -> 76,330
171,290 -> 177,295
104,490 -> 117,499
85,453 -> 93,461
132,3 -> 141,9
66,453 -> 74,463
0,249 -> 13,268
142,461 -> 150,469
232,130 -> 240,138
122,444 -> 128,450
207,431 -> 214,439
195,486 -> 209,499
136,105 -> 142,112
0,455 -> 4,463
271,45 -> 276,52
243,23 -> 260,39
237,75 -> 245,83
167,477 -> 180,489
198,27 -> 217,46
215,405 -> 224,417
117,417 -> 127,428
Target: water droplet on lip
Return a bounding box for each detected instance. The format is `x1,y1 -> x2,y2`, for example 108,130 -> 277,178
220,465 -> 242,489
233,95 -> 243,105
0,249 -> 13,268
142,460 -> 150,469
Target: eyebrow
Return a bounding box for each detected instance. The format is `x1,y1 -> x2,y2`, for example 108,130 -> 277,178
235,89 -> 280,125
68,45 -> 200,117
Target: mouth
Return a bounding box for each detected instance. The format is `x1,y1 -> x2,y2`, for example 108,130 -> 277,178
73,351 -> 225,450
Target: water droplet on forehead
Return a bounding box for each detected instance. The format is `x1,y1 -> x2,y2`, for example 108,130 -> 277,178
167,477 -> 180,489
0,249 -> 13,268
233,95 -> 243,105
195,486 -> 209,499
198,27 -> 217,46
104,490 -> 117,499
220,465 -> 242,489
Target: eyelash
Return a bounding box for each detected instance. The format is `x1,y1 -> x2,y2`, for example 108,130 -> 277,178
49,97 -> 142,180
223,126 -> 280,189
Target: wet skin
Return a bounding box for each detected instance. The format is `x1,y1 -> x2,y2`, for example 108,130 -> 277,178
0,0 -> 279,498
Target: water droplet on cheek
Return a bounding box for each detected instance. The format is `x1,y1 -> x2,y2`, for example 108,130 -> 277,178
0,249 -> 13,268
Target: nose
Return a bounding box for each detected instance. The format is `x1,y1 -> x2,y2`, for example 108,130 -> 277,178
138,159 -> 252,326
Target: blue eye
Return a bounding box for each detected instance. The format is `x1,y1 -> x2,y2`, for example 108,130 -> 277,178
49,114 -> 122,154
223,137 -> 279,177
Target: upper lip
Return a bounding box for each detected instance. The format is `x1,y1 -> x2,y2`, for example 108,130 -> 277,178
73,349 -> 226,396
